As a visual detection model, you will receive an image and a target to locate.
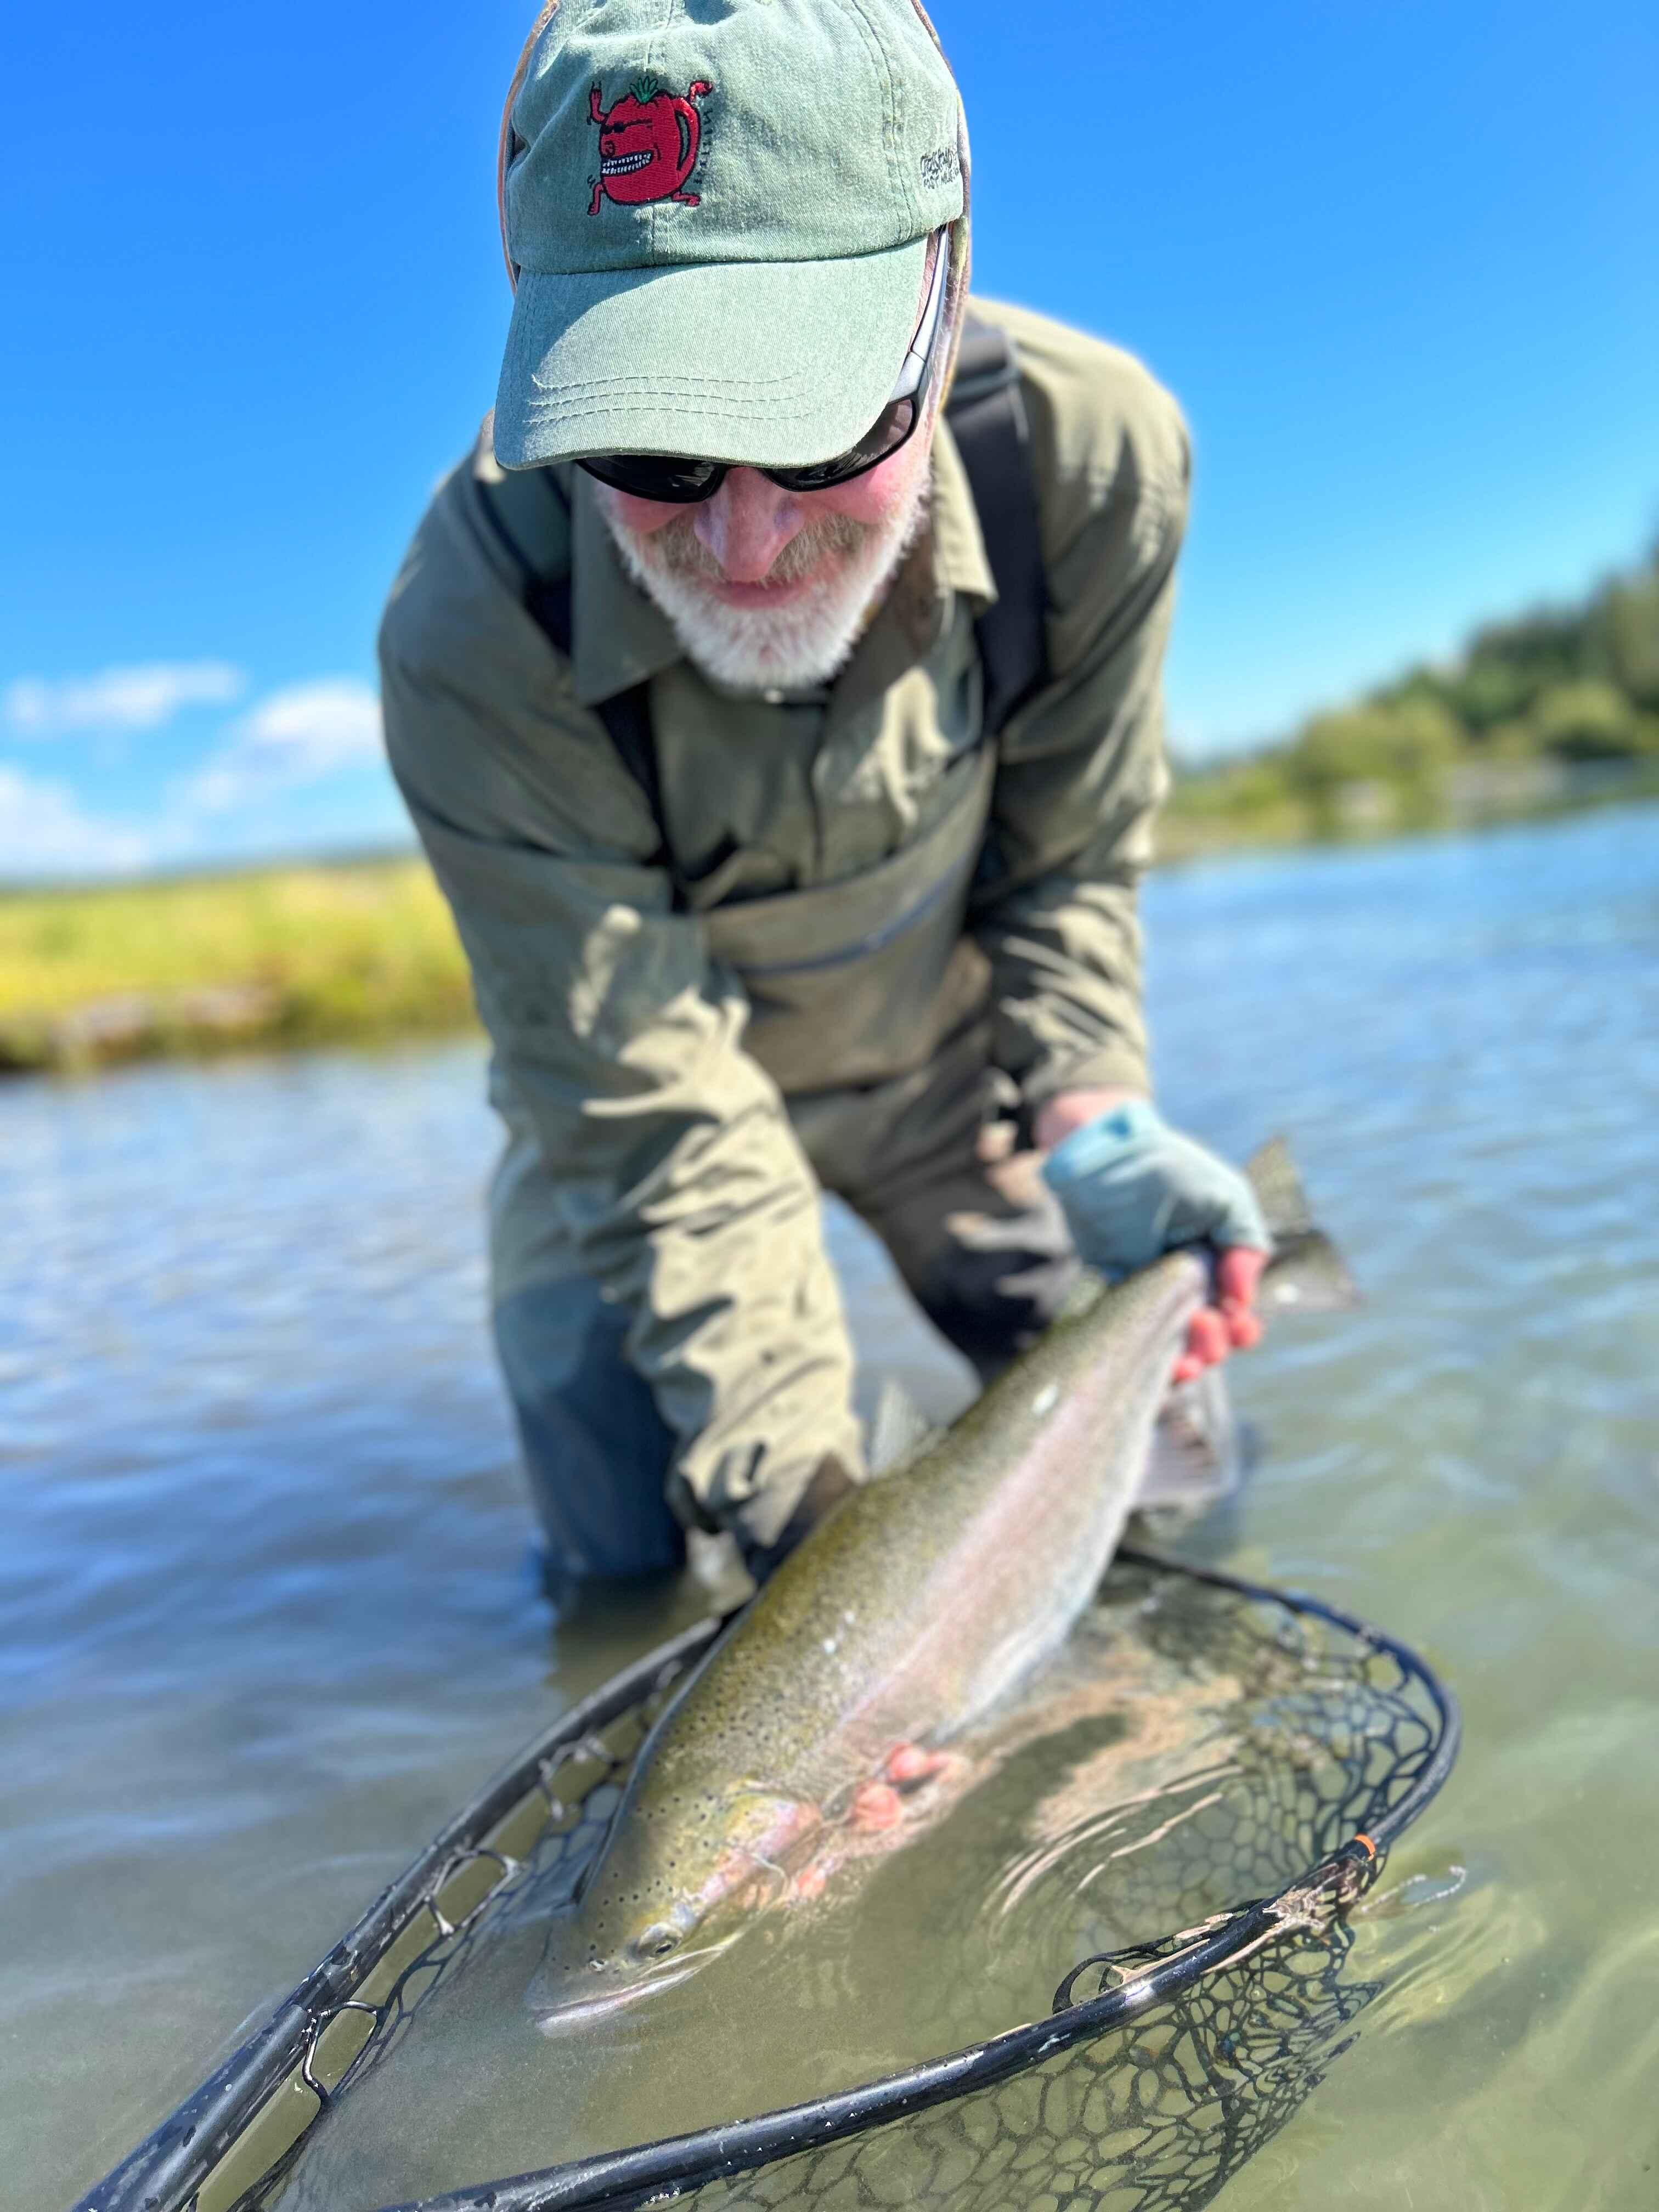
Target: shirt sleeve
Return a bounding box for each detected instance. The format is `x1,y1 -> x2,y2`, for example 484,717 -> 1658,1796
377,463 -> 863,1543
969,348 -> 1190,1109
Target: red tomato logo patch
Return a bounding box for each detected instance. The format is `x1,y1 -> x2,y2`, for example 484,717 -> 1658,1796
588,77 -> 713,214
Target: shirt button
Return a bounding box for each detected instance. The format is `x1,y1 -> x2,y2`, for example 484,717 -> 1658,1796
762,687 -> 786,705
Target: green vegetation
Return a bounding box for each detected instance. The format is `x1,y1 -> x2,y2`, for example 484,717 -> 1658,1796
1163,540 -> 1659,860
0,857 -> 473,1074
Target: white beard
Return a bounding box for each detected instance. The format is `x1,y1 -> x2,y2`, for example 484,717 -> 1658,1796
599,472 -> 931,694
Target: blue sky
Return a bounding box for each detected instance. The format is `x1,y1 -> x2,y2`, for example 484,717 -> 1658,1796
2,0 -> 1654,878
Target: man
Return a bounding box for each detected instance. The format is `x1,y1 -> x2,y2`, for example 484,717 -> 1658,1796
379,0 -> 1269,1596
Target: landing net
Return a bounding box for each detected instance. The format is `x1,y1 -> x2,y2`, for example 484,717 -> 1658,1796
76,1553 -> 1458,2212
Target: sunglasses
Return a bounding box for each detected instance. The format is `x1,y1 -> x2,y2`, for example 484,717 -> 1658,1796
576,233 -> 950,506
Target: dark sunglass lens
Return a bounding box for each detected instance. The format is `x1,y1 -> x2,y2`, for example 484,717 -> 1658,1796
771,398 -> 918,494
578,454 -> 725,503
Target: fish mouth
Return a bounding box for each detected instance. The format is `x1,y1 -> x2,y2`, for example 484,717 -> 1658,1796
532,1929 -> 742,2036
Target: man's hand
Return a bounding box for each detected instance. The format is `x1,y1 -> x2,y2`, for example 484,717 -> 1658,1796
1036,1090 -> 1269,1382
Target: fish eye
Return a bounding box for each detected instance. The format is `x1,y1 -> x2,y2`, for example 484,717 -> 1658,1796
632,1922 -> 680,1963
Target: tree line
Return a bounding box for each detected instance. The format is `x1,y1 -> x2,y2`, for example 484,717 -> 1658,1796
1165,538 -> 1659,853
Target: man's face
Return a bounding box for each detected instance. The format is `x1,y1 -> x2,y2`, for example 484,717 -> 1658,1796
596,433 -> 934,695
594,246 -> 952,693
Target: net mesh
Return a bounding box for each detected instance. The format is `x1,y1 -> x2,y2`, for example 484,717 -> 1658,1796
678,1923 -> 1374,2212
86,1556 -> 1455,2212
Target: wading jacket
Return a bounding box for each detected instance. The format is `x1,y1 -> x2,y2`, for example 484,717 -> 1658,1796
379,298 -> 1189,1537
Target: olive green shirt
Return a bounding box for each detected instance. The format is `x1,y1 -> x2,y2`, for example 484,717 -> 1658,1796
379,297 -> 1189,1533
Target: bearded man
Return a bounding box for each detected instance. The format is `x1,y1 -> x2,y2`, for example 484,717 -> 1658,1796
379,0 -> 1271,1598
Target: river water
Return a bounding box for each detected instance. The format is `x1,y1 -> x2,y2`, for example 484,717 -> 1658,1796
4,803 -> 1657,2212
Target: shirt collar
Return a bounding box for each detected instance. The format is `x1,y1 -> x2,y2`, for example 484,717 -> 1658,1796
567,418 -> 997,709
568,469 -> 685,707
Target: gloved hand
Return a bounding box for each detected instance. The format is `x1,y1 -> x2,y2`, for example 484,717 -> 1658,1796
1040,1099 -> 1269,1381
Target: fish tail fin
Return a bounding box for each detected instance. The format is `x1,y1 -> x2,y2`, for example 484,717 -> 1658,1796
1244,1133 -> 1317,1239
1245,1136 -> 1361,1314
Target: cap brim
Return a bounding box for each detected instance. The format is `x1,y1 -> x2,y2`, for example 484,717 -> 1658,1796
494,235 -> 930,472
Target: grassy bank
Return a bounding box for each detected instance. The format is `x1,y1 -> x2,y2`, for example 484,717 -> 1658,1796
7,777 -> 1654,1077
0,857 -> 475,1075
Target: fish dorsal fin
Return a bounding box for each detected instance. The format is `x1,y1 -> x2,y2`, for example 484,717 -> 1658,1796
866,1380 -> 943,1477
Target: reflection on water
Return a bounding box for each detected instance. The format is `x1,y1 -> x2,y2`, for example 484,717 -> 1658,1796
6,804 -> 1659,2211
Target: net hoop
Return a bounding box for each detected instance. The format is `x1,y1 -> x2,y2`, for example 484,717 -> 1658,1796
74,1551 -> 1459,2212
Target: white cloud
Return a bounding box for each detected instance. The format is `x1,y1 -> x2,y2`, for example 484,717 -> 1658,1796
3,662 -> 246,738
178,679 -> 384,816
0,765 -> 154,878
237,679 -> 383,774
0,674 -> 393,879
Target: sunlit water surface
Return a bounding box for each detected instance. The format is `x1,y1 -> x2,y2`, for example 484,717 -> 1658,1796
4,804 -> 1657,2211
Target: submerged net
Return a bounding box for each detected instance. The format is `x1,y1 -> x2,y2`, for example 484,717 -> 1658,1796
77,1554 -> 1458,2212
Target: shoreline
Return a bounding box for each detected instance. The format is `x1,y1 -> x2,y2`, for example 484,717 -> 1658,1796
4,789 -> 1654,1080
0,856 -> 475,1078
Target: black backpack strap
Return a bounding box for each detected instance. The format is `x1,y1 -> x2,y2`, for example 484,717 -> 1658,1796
944,315 -> 1051,735
486,481 -> 685,908
594,684 -> 678,898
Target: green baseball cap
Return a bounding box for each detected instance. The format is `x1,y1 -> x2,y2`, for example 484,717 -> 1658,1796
494,0 -> 966,473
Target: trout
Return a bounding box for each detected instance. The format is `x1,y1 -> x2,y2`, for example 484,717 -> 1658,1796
533,1141 -> 1350,2028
